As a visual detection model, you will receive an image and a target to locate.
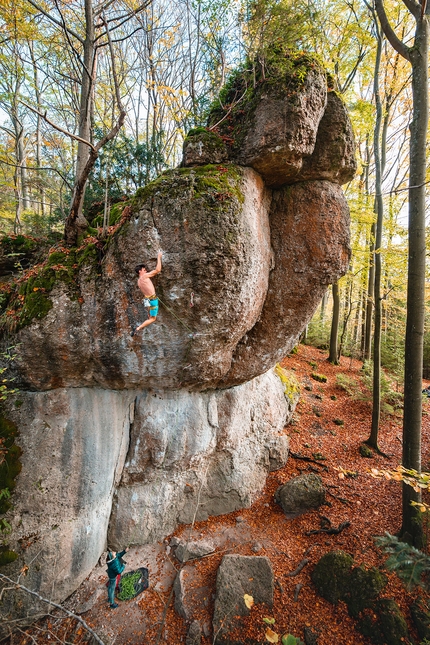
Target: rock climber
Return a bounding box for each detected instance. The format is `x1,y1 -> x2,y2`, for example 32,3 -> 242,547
106,547 -> 129,608
132,251 -> 162,336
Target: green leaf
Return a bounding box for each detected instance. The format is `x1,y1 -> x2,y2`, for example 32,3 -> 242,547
263,617 -> 276,625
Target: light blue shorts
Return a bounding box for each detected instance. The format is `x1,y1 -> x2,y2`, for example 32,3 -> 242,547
144,297 -> 159,317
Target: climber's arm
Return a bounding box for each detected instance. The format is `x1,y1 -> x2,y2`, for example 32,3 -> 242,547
144,251 -> 162,278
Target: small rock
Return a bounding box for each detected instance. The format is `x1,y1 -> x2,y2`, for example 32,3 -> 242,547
236,516 -> 244,523
175,539 -> 215,563
74,587 -> 104,615
252,542 -> 263,553
170,536 -> 181,547
304,626 -> 319,645
186,620 -> 202,645
173,570 -> 189,620
275,473 -> 326,516
359,444 -> 373,458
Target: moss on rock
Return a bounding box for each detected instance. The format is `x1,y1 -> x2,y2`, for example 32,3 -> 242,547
207,48 -> 325,154
0,414 -> 22,513
311,550 -> 354,604
1,242 -> 100,332
358,599 -> 408,645
344,565 -> 387,618
275,364 -> 300,406
411,597 -> 430,641
0,546 -> 18,567
133,165 -> 244,212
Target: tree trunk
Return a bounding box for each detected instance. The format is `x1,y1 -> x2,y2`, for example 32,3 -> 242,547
328,282 -> 340,364
65,0 -> 95,244
368,10 -> 384,450
401,28 -> 428,547
375,0 -> 429,546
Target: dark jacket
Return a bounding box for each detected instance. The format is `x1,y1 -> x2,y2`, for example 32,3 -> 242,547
106,550 -> 127,579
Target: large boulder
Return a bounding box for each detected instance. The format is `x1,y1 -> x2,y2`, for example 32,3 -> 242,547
108,369 -> 291,547
208,52 -> 356,187
213,555 -> 274,644
220,180 -> 350,385
7,173 -> 349,392
9,166 -> 272,391
0,46 -> 355,629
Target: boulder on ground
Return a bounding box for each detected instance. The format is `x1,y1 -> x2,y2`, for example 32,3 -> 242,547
175,539 -> 215,563
275,473 -> 326,516
311,550 -> 354,605
411,596 -> 430,641
213,555 -> 274,644
358,598 -> 408,645
186,620 -> 202,645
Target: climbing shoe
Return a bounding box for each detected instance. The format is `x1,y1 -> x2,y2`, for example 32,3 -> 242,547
110,603 -> 119,609
131,325 -> 141,337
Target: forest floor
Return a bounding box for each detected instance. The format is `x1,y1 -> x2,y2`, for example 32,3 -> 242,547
10,344 -> 430,645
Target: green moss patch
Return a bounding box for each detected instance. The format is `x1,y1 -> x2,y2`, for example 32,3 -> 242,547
344,565 -> 387,618
91,200 -> 131,229
207,48 -> 325,153
275,364 -> 300,406
358,599 -> 408,645
133,165 -> 244,212
311,550 -> 354,605
0,546 -> 18,566
0,415 -> 21,513
0,241 -> 101,332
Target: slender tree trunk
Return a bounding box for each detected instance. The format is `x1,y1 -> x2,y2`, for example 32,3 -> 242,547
375,0 -> 429,546
320,289 -> 328,322
328,282 -> 340,364
401,30 -> 428,547
368,11 -> 384,449
364,221 -> 376,361
30,41 -> 45,218
65,0 -> 95,243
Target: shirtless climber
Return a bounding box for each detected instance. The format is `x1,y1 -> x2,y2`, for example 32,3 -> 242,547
131,251 -> 162,336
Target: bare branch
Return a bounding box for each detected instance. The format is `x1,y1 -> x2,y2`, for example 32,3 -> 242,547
24,0 -> 84,44
0,573 -> 106,645
20,100 -> 96,151
401,0 -> 421,19
94,0 -> 151,43
374,0 -> 412,60
0,159 -> 73,190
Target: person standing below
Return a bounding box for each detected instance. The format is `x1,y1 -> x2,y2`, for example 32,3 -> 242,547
132,251 -> 162,336
106,547 -> 129,609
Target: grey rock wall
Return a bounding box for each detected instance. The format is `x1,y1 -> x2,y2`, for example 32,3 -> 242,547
109,369 -> 291,547
1,368 -> 294,625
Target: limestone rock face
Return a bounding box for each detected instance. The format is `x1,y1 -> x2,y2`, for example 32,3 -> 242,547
108,369 -> 290,547
1,388 -> 134,613
1,368 -> 290,627
221,180 -> 350,385
182,129 -> 228,166
233,67 -> 327,186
